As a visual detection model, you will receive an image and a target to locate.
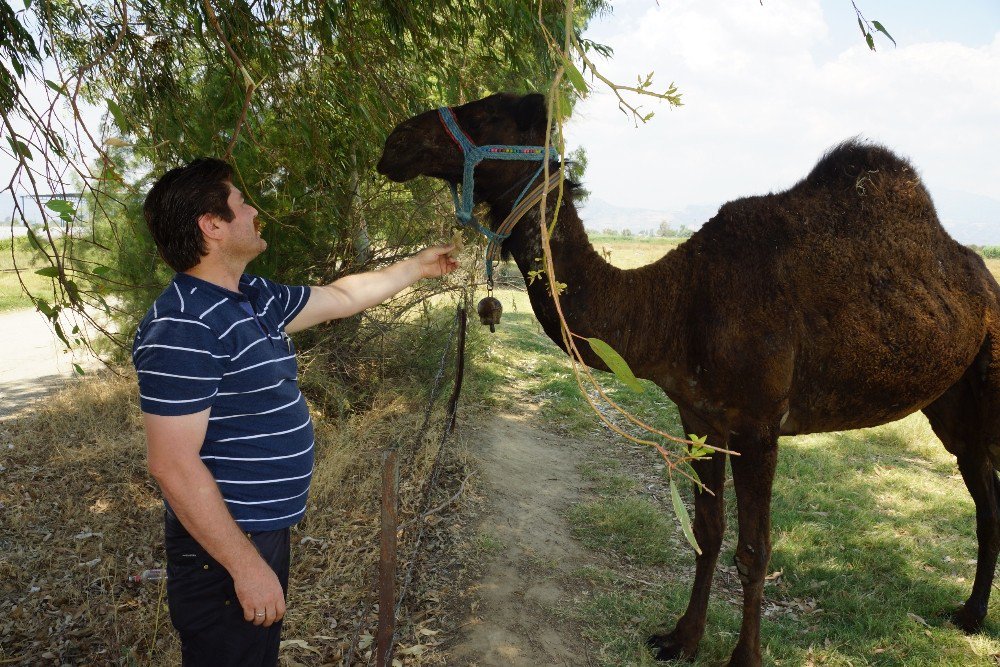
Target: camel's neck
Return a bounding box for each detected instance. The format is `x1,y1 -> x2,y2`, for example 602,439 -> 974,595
486,186 -> 686,379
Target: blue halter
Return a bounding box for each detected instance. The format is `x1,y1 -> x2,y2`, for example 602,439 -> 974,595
437,106 -> 554,247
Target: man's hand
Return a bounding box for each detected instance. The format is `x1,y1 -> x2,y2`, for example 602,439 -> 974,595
233,556 -> 286,627
414,244 -> 459,279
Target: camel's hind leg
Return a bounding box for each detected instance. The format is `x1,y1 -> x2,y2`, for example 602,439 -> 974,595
922,334 -> 1000,632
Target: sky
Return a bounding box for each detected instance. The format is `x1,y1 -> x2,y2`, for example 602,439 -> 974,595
566,0 -> 1000,222
4,1 -> 999,238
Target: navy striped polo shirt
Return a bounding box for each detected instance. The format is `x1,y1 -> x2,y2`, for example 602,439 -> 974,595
132,272 -> 313,531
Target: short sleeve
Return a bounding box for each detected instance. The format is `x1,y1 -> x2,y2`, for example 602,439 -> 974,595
132,315 -> 230,416
260,278 -> 310,329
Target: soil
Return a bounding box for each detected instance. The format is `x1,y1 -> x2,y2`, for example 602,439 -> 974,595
439,405 -> 605,666
0,308 -> 99,420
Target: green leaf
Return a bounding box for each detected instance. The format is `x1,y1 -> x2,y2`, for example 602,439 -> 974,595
106,98 -> 127,131
65,279 -> 80,304
45,79 -> 66,95
687,433 -> 712,458
865,33 -> 875,51
7,136 -> 32,160
34,266 -> 60,278
562,55 -> 588,95
92,265 -> 111,277
670,477 -> 701,555
53,321 -> 70,348
682,461 -> 702,488
872,21 -> 896,47
24,227 -> 45,252
45,199 -> 75,215
73,363 -> 85,376
586,338 -> 643,392
34,297 -> 56,319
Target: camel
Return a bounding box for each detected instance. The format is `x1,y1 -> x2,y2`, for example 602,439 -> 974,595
376,92 -> 1000,666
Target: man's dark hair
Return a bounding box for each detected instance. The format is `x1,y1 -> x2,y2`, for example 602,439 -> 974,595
143,157 -> 235,272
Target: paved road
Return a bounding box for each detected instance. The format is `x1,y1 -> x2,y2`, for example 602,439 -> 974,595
0,308 -> 101,420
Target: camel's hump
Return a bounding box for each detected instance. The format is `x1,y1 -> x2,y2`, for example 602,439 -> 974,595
804,138 -> 921,191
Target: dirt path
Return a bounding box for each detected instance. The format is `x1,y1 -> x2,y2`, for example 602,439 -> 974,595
443,407 -> 603,666
0,308 -> 99,420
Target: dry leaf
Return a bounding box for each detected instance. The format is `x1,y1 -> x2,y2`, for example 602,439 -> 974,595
280,639 -> 321,654
397,644 -> 426,656
450,229 -> 465,253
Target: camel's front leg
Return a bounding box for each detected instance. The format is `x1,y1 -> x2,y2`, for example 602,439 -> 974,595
727,431 -> 779,667
646,439 -> 727,660
646,446 -> 726,660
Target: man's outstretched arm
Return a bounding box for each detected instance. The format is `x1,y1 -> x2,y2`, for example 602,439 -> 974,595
285,244 -> 458,333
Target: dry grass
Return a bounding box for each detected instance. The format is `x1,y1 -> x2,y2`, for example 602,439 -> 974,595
984,257 -> 1000,282
0,319 -> 471,666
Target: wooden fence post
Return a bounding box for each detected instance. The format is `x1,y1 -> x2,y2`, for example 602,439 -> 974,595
377,449 -> 399,667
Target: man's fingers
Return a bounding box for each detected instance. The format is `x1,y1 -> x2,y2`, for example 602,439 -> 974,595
250,607 -> 265,625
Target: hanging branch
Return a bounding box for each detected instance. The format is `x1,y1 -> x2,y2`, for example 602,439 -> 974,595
573,41 -> 681,126
851,1 -> 896,51
202,0 -> 259,160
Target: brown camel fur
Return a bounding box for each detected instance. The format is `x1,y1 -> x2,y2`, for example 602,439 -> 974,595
377,92 -> 1000,666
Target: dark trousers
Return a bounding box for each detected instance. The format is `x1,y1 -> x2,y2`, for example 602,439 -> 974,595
164,510 -> 290,667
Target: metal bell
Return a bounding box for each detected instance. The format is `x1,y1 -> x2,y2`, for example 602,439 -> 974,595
477,296 -> 503,333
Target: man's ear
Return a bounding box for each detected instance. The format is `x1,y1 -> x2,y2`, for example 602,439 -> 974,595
196,213 -> 225,242
514,93 -> 547,132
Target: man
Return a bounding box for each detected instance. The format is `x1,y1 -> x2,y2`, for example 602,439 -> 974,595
132,157 -> 457,664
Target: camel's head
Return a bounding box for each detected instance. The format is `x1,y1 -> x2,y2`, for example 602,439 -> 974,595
376,92 -> 549,192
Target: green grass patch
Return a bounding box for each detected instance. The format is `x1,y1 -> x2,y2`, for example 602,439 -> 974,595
0,237 -> 51,311
570,416 -> 1000,666
569,497 -> 681,566
579,457 -> 637,495
472,531 -> 505,556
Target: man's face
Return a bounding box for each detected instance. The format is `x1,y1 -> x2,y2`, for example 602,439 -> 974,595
222,182 -> 266,260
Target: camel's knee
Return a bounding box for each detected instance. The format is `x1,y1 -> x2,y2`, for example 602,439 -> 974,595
734,542 -> 770,586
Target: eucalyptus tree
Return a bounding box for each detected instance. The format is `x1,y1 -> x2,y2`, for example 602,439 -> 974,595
2,0 -> 609,353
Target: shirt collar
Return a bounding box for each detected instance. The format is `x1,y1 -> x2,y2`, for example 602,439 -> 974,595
174,272 -> 256,303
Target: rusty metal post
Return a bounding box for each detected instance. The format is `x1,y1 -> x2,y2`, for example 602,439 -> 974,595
377,449 -> 399,667
447,306 -> 467,432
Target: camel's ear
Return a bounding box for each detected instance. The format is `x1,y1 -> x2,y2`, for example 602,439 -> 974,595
514,93 -> 547,132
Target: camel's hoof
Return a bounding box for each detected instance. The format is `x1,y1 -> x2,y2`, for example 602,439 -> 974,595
725,649 -> 762,667
645,630 -> 696,662
951,605 -> 986,634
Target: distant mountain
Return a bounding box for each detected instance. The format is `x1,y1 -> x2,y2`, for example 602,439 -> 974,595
577,197 -> 680,234
579,189 -> 1000,245
932,188 -> 1000,246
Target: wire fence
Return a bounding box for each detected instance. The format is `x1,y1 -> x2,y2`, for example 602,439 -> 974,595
343,303 -> 469,666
